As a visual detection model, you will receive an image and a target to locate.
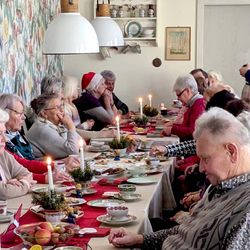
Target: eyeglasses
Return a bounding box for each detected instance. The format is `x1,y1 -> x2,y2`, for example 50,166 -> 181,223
6,108 -> 25,116
44,103 -> 65,111
176,88 -> 187,98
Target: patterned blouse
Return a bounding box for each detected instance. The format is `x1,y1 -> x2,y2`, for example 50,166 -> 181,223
142,173 -> 250,250
165,139 -> 196,157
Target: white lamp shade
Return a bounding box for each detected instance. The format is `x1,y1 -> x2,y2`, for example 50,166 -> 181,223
91,17 -> 124,47
43,13 -> 99,54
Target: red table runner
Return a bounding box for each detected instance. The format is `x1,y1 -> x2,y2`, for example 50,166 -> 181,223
2,183 -> 118,249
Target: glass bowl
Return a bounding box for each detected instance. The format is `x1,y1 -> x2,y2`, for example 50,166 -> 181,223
14,222 -> 78,247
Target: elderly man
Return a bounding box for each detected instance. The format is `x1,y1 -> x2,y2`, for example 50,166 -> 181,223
101,70 -> 129,115
108,108 -> 250,249
164,74 -> 205,141
0,109 -> 35,199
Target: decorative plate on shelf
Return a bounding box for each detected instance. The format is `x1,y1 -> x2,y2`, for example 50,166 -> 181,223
125,21 -> 142,37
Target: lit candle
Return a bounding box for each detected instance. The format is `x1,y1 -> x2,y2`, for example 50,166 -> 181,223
79,139 -> 85,171
139,97 -> 143,117
115,116 -> 121,142
46,157 -> 54,192
148,94 -> 152,107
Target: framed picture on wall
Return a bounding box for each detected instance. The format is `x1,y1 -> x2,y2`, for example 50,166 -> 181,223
165,27 -> 191,61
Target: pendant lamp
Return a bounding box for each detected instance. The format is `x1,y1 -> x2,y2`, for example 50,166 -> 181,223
43,0 -> 99,54
91,4 -> 124,47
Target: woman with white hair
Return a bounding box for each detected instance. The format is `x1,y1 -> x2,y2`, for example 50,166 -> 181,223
0,109 -> 35,199
163,74 -> 206,141
73,72 -> 118,130
27,93 -> 82,159
63,75 -> 115,141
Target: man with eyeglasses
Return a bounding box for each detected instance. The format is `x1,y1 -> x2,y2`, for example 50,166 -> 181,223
163,74 -> 205,142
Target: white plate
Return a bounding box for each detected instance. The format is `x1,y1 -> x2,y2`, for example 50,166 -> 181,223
97,214 -> 137,226
127,177 -> 158,185
87,199 -> 125,208
0,211 -> 14,223
88,145 -> 110,152
65,197 -> 86,206
31,186 -> 48,193
71,188 -> 97,195
114,193 -> 142,202
125,21 -> 142,37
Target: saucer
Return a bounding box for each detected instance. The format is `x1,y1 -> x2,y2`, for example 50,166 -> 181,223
0,211 -> 14,223
71,188 -> 97,195
97,214 -> 137,226
114,193 -> 142,202
106,215 -> 130,222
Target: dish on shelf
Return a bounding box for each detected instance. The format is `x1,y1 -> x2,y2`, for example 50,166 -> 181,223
125,21 -> 142,37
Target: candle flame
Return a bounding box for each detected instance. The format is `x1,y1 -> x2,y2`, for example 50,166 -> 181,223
46,157 -> 52,165
148,94 -> 152,99
115,116 -> 120,122
79,139 -> 84,147
138,97 -> 142,102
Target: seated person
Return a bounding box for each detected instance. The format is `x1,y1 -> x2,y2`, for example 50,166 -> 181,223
73,72 -> 118,131
239,63 -> 250,103
109,108 -> 250,249
0,93 -> 80,170
101,70 -> 129,115
0,109 -> 35,199
190,68 -> 209,95
27,94 -> 82,159
163,74 -> 206,141
62,75 -> 115,141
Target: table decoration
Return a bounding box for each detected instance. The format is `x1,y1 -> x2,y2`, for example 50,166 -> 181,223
133,115 -> 149,127
109,135 -> 131,159
115,115 -> 121,142
143,104 -> 159,117
47,157 -> 54,192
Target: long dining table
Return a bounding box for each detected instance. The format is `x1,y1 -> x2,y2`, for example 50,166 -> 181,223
0,136 -> 178,250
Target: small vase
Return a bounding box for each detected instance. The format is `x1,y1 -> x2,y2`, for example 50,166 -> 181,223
114,148 -> 127,157
44,210 -> 66,223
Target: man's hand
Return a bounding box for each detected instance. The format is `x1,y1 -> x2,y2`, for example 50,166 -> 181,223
108,227 -> 143,248
150,145 -> 167,156
63,155 -> 80,172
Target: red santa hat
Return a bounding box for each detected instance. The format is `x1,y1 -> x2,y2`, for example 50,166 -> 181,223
81,72 -> 104,91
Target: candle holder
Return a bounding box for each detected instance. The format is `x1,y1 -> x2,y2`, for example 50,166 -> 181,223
69,161 -> 93,186
143,104 -> 159,117
133,115 -> 149,127
32,190 -> 67,213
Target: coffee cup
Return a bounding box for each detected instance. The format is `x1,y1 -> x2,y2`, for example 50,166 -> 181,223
0,200 -> 7,215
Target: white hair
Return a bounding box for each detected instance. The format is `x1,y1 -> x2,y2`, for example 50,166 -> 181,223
62,75 -> 80,98
0,93 -> 24,114
173,74 -> 198,93
237,111 -> 250,133
194,107 -> 250,146
208,70 -> 223,82
0,108 -> 9,123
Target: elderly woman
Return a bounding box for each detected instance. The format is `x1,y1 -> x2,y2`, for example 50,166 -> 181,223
63,75 -> 115,141
27,93 -> 82,159
40,75 -> 64,97
109,108 -> 250,249
0,93 -> 34,160
101,70 -> 129,115
164,74 -> 206,141
0,109 -> 35,199
73,72 -> 118,130
0,94 -> 79,171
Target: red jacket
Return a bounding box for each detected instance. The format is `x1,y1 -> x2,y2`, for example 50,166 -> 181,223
7,150 -> 54,184
171,98 -> 206,141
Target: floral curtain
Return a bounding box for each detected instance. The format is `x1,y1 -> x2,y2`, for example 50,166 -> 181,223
0,0 -> 63,104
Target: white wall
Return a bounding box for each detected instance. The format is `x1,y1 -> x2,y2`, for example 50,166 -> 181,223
203,5 -> 250,96
63,0 -> 196,110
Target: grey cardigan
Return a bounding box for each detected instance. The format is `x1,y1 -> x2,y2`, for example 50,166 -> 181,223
27,119 -> 80,159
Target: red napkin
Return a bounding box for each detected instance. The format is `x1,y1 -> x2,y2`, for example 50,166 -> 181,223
1,204 -> 23,247
97,177 -> 127,186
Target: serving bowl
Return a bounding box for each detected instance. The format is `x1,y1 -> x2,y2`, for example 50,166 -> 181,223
14,222 -> 78,247
118,184 -> 136,195
106,206 -> 129,220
